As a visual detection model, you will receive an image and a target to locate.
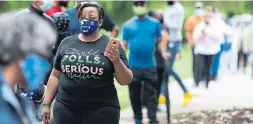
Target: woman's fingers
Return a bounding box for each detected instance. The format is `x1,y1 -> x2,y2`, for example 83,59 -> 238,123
105,51 -> 113,57
112,46 -> 119,52
110,49 -> 116,55
42,115 -> 46,122
42,112 -> 50,123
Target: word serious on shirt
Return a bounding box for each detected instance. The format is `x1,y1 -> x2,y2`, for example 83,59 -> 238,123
61,48 -> 105,80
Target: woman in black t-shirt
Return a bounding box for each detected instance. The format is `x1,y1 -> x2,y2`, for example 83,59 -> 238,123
41,3 -> 133,124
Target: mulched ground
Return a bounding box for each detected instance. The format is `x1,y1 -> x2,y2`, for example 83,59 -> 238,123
169,108 -> 253,124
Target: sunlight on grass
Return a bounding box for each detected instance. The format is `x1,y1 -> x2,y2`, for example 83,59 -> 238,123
115,44 -> 192,109
101,29 -> 192,109
115,83 -> 131,109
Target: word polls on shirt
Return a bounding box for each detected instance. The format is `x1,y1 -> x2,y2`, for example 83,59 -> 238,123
61,48 -> 105,80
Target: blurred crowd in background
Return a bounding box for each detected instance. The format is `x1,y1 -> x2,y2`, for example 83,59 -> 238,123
0,0 -> 253,124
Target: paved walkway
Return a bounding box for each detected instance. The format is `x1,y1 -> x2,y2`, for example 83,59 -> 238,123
119,72 -> 253,124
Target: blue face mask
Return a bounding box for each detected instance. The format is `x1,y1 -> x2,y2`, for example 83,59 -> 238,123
80,19 -> 99,35
38,0 -> 53,12
19,53 -> 50,91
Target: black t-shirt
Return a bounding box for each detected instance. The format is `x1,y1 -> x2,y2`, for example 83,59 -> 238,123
54,35 -> 128,109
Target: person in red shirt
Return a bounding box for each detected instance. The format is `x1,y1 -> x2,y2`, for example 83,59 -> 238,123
45,1 -> 69,16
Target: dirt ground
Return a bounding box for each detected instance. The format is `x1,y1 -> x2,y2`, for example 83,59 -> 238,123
170,108 -> 253,124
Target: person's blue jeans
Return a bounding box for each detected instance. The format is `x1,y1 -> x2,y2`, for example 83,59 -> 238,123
162,41 -> 187,93
211,44 -> 224,76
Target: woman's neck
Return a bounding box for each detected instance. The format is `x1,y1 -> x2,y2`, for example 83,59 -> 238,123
79,31 -> 102,42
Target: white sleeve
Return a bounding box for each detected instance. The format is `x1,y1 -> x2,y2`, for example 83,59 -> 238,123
205,25 -> 224,43
163,8 -> 172,28
193,23 -> 203,42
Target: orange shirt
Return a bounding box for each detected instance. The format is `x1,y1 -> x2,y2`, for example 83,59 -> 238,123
184,16 -> 203,46
161,29 -> 169,45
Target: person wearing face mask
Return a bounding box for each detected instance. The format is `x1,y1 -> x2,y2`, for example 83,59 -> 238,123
184,2 -> 204,86
193,7 -> 224,88
0,12 -> 56,124
65,1 -> 120,38
45,1 -> 69,17
122,1 -> 162,124
163,0 -> 193,107
41,3 -> 132,124
17,0 -> 56,30
16,0 -> 57,86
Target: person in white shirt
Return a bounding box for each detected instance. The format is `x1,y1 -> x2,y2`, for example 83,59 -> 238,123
193,7 -> 223,88
163,0 -> 193,107
210,8 -> 235,80
164,0 -> 184,42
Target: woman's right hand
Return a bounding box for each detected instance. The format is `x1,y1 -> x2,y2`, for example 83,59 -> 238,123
41,105 -> 50,124
162,52 -> 171,61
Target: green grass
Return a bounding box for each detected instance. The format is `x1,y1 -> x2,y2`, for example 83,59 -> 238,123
173,44 -> 193,79
101,29 -> 193,109
115,43 -> 193,109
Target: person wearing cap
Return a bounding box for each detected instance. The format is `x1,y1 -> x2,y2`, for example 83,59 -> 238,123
122,1 -> 162,124
51,12 -> 70,57
193,7 -> 224,88
65,1 -> 120,38
0,12 -> 56,124
184,2 -> 204,86
163,0 -> 193,107
41,3 -> 132,124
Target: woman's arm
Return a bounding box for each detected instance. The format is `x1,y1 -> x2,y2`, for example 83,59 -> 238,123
193,23 -> 204,43
114,60 -> 133,86
43,68 -> 61,106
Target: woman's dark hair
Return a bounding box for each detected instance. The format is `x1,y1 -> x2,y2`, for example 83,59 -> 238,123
77,3 -> 104,20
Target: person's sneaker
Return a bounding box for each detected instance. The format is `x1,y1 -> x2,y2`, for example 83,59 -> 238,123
158,95 -> 166,104
135,120 -> 143,124
181,91 -> 193,107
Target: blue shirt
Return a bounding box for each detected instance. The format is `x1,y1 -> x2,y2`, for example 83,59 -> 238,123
65,8 -> 80,35
122,16 -> 162,68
